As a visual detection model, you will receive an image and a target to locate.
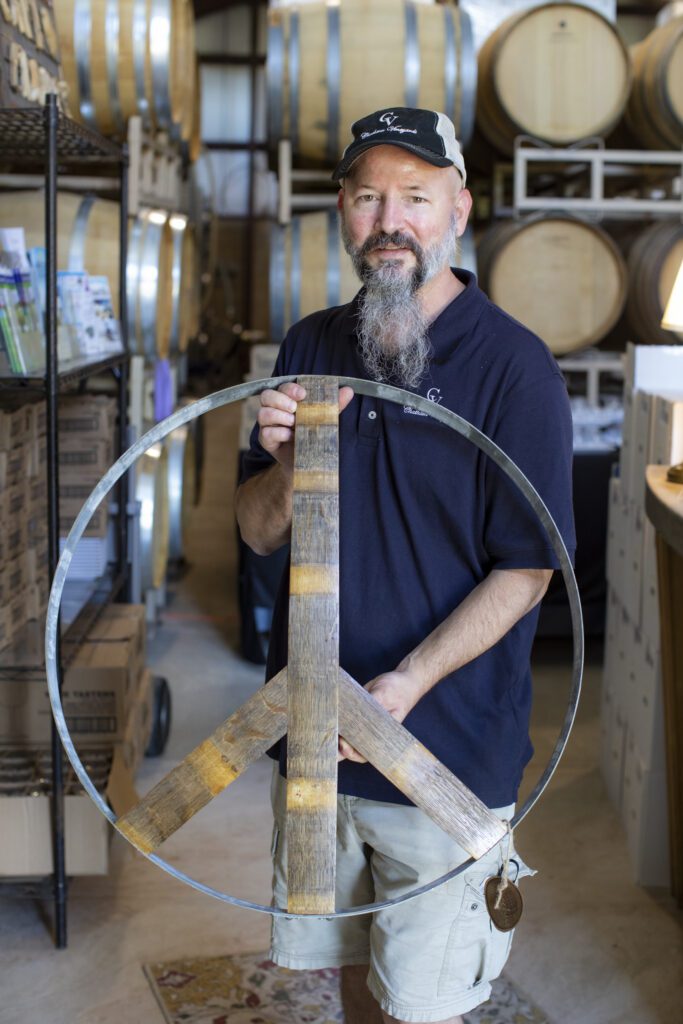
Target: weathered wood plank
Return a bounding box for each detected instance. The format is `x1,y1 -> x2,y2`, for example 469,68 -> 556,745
286,376 -> 340,914
116,669 -> 288,854
338,669 -> 508,858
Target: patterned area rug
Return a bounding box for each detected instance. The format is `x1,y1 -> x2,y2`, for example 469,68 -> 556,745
143,952 -> 549,1024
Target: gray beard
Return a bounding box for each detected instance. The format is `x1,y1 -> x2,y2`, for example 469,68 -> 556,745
341,216 -> 459,389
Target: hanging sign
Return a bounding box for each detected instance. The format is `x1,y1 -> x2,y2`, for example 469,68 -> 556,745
0,0 -> 68,112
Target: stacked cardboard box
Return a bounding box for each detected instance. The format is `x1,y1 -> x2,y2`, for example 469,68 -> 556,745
58,394 -> 116,539
0,397 -> 49,649
602,343 -> 683,886
0,604 -> 154,876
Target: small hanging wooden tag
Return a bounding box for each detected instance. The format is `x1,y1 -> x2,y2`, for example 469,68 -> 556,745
485,876 -> 523,932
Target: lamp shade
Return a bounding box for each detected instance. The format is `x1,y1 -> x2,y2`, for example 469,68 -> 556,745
661,256 -> 683,331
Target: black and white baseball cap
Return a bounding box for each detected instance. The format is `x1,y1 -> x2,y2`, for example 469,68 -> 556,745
332,107 -> 467,185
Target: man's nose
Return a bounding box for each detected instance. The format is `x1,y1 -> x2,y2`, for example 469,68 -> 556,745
374,196 -> 405,235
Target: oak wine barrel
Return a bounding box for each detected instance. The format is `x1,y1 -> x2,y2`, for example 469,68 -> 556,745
167,424 -> 196,563
267,0 -> 477,166
477,215 -> 628,355
626,221 -> 683,345
477,3 -> 632,154
625,15 -> 683,150
55,0 -> 191,135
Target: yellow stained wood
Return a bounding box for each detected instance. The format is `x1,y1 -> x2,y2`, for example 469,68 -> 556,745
116,817 -> 155,855
184,740 -> 239,796
289,564 -> 339,595
286,891 -> 335,915
295,402 -> 339,426
287,778 -> 337,813
292,469 -> 339,493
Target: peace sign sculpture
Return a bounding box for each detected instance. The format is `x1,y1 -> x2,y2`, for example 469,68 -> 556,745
46,375 -> 583,918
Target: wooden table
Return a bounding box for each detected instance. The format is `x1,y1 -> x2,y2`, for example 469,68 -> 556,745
645,466 -> 683,903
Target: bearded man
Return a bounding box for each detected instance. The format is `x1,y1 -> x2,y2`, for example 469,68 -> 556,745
235,108 -> 575,1024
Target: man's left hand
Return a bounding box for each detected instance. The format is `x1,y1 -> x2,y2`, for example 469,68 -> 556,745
337,667 -> 424,764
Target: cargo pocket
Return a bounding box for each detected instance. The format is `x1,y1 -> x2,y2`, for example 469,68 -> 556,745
437,873 -> 492,997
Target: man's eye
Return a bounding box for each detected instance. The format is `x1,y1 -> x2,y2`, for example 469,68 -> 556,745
410,196 -> 427,203
358,194 -> 377,203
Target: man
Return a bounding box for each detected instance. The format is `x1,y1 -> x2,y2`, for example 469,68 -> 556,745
236,108 -> 575,1024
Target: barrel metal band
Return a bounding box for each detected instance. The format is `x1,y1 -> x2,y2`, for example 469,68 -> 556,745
288,11 -> 299,151
133,0 -> 150,123
139,220 -> 162,360
443,6 -> 457,126
269,221 -> 286,342
68,195 -> 96,271
326,209 -> 340,309
326,3 -> 341,166
290,216 -> 301,327
74,0 -> 95,126
151,0 -> 172,128
105,0 -> 124,133
458,7 -> 477,147
267,19 -> 284,143
45,376 -> 583,921
404,1 -> 420,108
126,217 -> 144,354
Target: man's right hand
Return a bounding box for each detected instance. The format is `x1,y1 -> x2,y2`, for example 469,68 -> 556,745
257,382 -> 354,472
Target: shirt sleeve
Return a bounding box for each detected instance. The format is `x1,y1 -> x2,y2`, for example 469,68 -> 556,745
483,371 -> 576,570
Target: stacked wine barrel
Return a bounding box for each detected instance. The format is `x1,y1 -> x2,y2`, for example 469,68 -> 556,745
54,0 -> 201,151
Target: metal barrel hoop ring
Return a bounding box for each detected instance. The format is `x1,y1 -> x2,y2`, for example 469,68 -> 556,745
45,375 -> 584,919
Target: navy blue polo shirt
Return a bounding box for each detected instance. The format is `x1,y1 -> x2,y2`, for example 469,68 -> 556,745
240,270 -> 575,807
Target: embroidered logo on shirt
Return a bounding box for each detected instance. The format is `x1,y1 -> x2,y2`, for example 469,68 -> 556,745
403,388 -> 443,417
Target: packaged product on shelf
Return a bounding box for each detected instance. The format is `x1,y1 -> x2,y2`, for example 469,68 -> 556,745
28,248 -> 75,362
0,252 -> 44,373
57,271 -> 101,360
89,277 -> 123,356
58,394 -> 117,437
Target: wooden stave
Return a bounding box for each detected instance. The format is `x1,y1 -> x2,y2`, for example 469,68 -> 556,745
266,0 -> 477,165
624,16 -> 683,150
477,214 -> 628,355
626,221 -> 683,345
476,2 -> 632,154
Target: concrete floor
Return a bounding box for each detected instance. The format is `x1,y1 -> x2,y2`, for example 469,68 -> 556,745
1,401 -> 682,1024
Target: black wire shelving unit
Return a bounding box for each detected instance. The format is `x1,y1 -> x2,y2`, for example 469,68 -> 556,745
0,96 -> 131,948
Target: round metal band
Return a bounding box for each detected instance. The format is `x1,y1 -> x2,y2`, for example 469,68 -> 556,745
404,1 -> 420,108
443,4 -> 457,126
105,0 -> 124,134
168,222 -> 183,357
287,10 -> 299,152
74,0 -> 95,126
126,216 -> 144,355
458,7 -> 477,148
46,375 -> 583,920
150,0 -> 173,128
326,3 -> 341,167
67,195 -> 96,271
269,221 -> 286,342
139,219 -> 163,360
266,19 -> 284,144
133,0 -> 150,123
289,217 -> 301,327
326,208 -> 340,309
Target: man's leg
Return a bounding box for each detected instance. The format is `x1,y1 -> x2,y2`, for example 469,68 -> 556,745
341,964 -> 383,1023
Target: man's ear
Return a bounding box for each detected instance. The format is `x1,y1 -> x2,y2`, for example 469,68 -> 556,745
337,189 -> 344,211
454,188 -> 473,236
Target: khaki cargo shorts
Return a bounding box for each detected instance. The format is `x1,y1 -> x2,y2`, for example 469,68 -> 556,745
270,769 -> 535,1022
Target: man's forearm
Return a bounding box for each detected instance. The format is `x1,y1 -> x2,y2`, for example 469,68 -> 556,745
399,568 -> 553,702
235,464 -> 294,556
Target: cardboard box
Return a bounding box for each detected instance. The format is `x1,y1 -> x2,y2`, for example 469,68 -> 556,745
3,441 -> 30,489
0,403 -> 30,450
0,747 -> 138,877
624,343 -> 683,393
621,734 -> 670,887
30,435 -> 47,478
4,480 -> 27,523
6,590 -> 26,639
60,501 -> 109,539
120,670 -> 153,776
58,436 -> 111,479
25,540 -> 49,586
4,554 -> 26,594
0,634 -> 140,746
0,605 -> 11,651
87,605 -> 146,684
651,392 -> 683,468
58,395 -> 117,437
